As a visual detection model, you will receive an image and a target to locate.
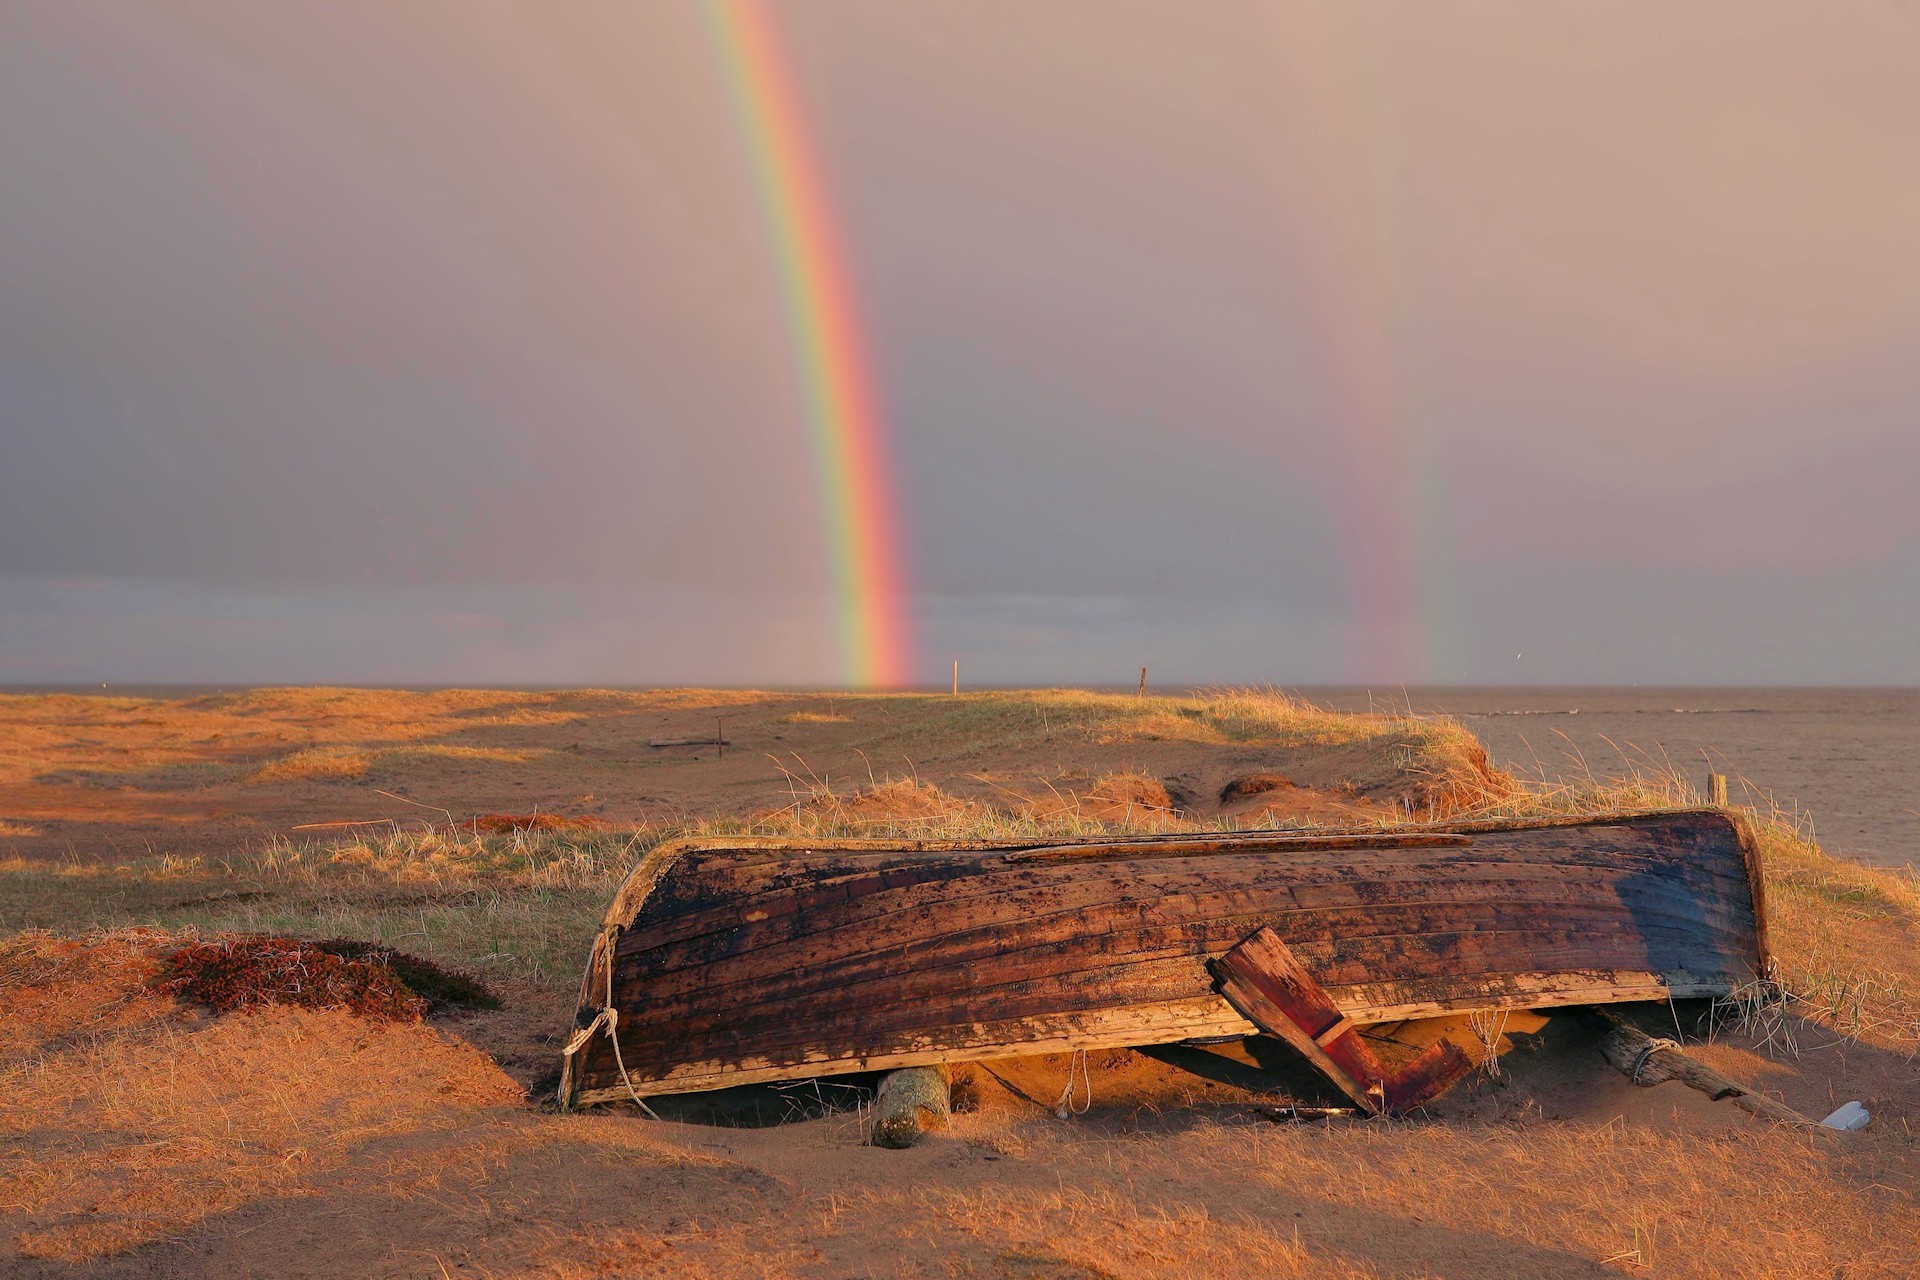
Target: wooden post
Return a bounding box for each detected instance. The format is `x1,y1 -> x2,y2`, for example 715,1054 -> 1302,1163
1708,772 -> 1728,807
1586,1008 -> 1811,1126
869,1065 -> 950,1148
952,660 -> 958,696
1138,666 -> 1147,696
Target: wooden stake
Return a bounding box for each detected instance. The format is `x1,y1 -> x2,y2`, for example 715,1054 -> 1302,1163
1708,772 -> 1728,806
952,659 -> 959,696
1138,666 -> 1147,696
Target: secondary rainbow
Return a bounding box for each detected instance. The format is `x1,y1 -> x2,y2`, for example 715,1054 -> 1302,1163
702,0 -> 911,687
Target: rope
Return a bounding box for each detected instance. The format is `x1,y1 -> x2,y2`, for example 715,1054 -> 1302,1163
976,1063 -> 1056,1113
1630,1037 -> 1680,1085
1468,1009 -> 1511,1079
559,928 -> 659,1118
1053,1048 -> 1092,1118
977,1051 -> 1095,1118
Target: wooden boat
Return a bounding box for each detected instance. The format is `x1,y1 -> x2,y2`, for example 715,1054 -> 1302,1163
559,809 -> 1769,1108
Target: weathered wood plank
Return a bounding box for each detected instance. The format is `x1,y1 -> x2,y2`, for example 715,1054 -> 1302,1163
1002,833 -> 1476,862
613,860 -> 1758,1009
565,810 -> 1767,1103
615,819 -> 1758,957
1213,927 -> 1476,1115
1214,926 -> 1383,1110
608,909 -> 1753,1058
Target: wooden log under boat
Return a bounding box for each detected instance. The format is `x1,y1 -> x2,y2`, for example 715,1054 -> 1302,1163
559,809 -> 1769,1108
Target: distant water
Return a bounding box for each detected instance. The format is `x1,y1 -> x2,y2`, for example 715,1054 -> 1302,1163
1297,688 -> 1920,871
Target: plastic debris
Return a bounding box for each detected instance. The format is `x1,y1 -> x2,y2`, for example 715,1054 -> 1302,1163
1819,1100 -> 1870,1131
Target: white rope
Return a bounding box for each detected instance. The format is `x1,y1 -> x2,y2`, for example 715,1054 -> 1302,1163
1468,1009 -> 1511,1078
1630,1037 -> 1681,1085
1053,1048 -> 1092,1118
559,928 -> 659,1118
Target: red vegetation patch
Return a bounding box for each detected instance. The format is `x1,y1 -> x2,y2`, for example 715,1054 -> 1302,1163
311,939 -> 500,1012
467,812 -> 607,834
158,937 -> 428,1022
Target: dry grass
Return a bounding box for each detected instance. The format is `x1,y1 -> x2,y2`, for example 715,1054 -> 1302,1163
856,685 -> 1475,754
247,746 -> 373,783
1,688 -> 1916,1275
373,744 -> 545,767
4,735 -> 1917,1046
0,941 -> 520,1261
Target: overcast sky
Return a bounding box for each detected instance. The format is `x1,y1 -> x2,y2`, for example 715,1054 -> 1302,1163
3,2 -> 1918,686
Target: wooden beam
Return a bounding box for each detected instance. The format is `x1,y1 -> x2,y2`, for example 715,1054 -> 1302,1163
1213,926 -> 1474,1116
1585,1007 -> 1812,1126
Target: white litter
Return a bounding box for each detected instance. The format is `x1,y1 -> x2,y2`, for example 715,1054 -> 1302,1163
1819,1100 -> 1870,1131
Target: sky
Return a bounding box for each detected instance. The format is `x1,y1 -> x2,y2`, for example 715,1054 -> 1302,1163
3,1 -> 1918,687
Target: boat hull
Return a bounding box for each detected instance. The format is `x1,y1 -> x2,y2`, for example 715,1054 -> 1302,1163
562,810 -> 1767,1105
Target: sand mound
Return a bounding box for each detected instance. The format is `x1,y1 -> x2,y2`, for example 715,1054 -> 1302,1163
0,930 -> 174,1059
1227,737 -> 1514,823
1219,771 -> 1296,803
769,778 -> 988,830
1020,772 -> 1179,826
1216,770 -> 1374,825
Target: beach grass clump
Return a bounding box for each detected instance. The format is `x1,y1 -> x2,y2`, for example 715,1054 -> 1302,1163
248,747 -> 372,784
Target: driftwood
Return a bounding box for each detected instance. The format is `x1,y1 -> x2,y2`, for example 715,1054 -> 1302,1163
869,1066 -> 949,1148
562,810 -> 1768,1106
1586,1008 -> 1812,1126
1215,927 -> 1474,1115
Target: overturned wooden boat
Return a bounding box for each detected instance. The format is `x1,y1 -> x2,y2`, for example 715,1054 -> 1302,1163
559,809 -> 1769,1108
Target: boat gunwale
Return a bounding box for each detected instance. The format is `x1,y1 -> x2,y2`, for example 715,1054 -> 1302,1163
569,970 -> 1741,1103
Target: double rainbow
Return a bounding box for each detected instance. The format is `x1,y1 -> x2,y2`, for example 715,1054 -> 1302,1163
703,0 -> 910,687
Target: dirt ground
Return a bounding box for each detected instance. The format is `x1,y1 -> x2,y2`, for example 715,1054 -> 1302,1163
4,936 -> 1913,1280
2,689 -> 1915,1277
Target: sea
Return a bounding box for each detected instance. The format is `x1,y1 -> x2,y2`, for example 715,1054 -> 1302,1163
1298,688 -> 1920,872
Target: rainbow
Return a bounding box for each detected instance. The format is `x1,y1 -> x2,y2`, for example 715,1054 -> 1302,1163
702,0 -> 911,687
1264,7 -> 1431,682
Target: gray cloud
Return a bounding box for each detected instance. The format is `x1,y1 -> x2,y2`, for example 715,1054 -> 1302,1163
2,2 -> 1917,684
